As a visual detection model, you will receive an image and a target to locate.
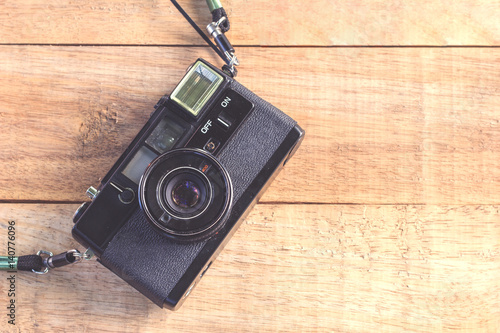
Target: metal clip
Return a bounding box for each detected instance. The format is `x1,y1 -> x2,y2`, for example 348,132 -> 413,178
31,248 -> 94,274
207,17 -> 239,77
32,250 -> 52,275
72,248 -> 95,261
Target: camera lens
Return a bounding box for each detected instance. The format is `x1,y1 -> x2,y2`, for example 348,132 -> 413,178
172,180 -> 200,209
158,169 -> 211,219
139,148 -> 232,242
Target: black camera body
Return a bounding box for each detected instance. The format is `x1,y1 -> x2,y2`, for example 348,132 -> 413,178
72,59 -> 304,310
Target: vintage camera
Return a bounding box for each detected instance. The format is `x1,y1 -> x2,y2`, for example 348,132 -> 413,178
72,59 -> 304,310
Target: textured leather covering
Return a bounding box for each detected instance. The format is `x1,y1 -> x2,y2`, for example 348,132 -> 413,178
100,79 -> 297,307
100,209 -> 207,307
218,81 -> 296,201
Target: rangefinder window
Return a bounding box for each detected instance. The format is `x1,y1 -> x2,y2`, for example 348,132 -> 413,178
146,116 -> 186,154
171,61 -> 223,117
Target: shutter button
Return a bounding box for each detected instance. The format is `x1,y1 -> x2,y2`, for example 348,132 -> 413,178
86,186 -> 99,200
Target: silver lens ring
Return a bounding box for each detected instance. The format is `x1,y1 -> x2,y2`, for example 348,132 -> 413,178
139,148 -> 233,241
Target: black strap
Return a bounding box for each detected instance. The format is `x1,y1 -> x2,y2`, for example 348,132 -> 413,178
6,250 -> 86,274
212,7 -> 230,32
17,255 -> 43,272
170,0 -> 228,65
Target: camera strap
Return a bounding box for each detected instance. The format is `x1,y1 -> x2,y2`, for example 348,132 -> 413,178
170,0 -> 239,77
0,249 -> 94,274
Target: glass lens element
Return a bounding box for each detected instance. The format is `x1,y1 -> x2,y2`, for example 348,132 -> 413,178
172,180 -> 200,209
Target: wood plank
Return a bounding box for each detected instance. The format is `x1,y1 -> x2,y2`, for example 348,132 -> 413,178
0,203 -> 498,332
1,1 -> 500,46
0,46 -> 499,204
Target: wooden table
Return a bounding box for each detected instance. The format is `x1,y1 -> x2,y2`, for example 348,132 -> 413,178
0,1 -> 499,332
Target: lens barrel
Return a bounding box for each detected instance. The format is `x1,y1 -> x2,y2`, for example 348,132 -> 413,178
157,166 -> 211,219
139,148 -> 232,241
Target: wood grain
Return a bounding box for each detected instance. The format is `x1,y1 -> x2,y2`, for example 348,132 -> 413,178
1,1 -> 500,46
0,203 -> 498,332
1,1 -> 499,332
0,46 -> 499,204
